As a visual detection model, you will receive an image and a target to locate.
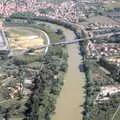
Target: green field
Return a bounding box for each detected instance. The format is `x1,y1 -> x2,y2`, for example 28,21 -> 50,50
7,27 -> 45,50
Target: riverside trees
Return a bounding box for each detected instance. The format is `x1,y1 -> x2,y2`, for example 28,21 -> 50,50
24,45 -> 68,120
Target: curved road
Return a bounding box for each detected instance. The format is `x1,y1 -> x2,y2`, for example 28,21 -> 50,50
49,25 -> 86,120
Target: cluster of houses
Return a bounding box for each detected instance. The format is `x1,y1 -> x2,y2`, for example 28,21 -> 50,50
107,57 -> 120,66
84,22 -> 120,60
86,22 -> 120,30
0,0 -> 87,23
87,40 -> 120,58
7,78 -> 32,99
96,85 -> 120,102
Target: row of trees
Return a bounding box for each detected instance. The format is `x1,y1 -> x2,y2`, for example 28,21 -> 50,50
1,0 -> 27,13
7,11 -> 80,38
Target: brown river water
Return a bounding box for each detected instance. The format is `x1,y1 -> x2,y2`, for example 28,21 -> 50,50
52,27 -> 85,120
39,22 -> 85,120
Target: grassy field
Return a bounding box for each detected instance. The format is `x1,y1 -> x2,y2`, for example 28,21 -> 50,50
7,27 -> 44,50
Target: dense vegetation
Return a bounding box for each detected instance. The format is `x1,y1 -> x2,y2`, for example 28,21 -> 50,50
24,45 -> 68,120
0,18 -> 69,119
83,59 -> 120,120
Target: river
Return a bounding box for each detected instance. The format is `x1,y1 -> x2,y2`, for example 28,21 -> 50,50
51,26 -> 85,120
39,22 -> 85,120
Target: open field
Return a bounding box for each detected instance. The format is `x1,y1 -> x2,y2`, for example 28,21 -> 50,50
6,27 -> 44,50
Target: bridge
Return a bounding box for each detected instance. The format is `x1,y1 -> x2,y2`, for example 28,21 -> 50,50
25,32 -> 120,53
23,38 -> 85,54
23,31 -> 120,54
23,32 -> 118,54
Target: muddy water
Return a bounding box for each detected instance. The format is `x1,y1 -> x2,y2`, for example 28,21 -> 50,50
52,28 -> 85,120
